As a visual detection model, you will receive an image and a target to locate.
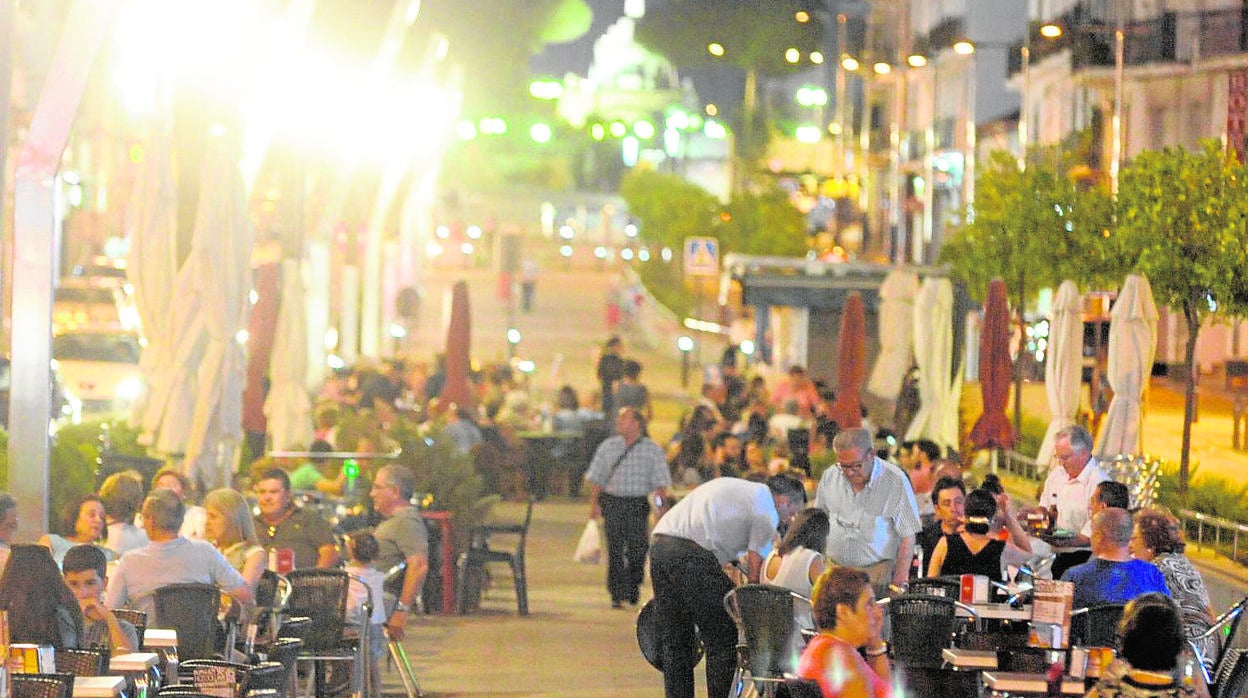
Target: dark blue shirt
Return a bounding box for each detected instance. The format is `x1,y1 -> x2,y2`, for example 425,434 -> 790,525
1061,558 -> 1170,607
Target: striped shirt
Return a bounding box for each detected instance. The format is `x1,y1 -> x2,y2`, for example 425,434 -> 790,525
815,456 -> 921,567
585,435 -> 671,497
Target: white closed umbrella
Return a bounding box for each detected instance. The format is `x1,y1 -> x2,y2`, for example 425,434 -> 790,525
1096,274 -> 1158,457
1037,281 -> 1084,465
905,277 -> 958,453
124,134 -> 179,444
264,258 -> 312,451
867,268 -> 919,401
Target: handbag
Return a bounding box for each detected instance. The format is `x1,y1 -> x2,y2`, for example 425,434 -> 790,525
573,518 -> 602,564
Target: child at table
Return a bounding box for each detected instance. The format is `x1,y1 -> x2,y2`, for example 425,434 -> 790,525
62,544 -> 138,654
344,531 -> 387,697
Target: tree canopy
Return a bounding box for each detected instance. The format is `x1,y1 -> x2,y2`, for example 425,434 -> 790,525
1112,140 -> 1248,494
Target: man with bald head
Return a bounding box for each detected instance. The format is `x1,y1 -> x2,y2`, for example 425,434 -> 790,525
1060,508 -> 1169,608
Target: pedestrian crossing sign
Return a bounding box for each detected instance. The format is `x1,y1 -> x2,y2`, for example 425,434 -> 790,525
683,236 -> 719,276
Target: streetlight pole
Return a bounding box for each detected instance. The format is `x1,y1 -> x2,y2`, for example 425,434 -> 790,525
1110,0 -> 1126,195
835,12 -> 849,178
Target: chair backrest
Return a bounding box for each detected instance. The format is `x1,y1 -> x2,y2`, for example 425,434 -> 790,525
156,687 -> 216,698
1215,648 -> 1248,698
888,593 -> 960,669
54,646 -> 110,676
998,647 -> 1053,673
723,584 -> 807,680
1209,596 -> 1248,673
261,638 -> 303,686
112,608 -> 148,647
180,659 -> 251,698
239,662 -> 286,694
908,576 -> 962,599
12,673 -> 75,698
243,690 -> 281,698
153,583 -> 223,661
275,616 -> 310,642
1071,603 -> 1125,648
285,569 -> 349,652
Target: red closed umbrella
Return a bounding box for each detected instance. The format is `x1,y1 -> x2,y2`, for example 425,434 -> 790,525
827,293 -> 865,429
440,280 -> 475,410
970,279 -> 1016,449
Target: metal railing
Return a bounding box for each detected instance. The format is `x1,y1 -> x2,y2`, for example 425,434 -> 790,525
1177,509 -> 1248,564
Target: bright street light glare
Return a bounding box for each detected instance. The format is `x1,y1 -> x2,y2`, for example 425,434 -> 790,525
1040,23 -> 1063,39
528,79 -> 563,100
704,120 -> 728,139
559,245 -> 574,258
466,225 -> 482,239
609,121 -> 628,138
809,51 -> 824,65
633,120 -> 656,139
785,48 -> 801,64
677,336 -> 694,352
530,122 -> 553,143
620,248 -> 635,261
841,56 -> 859,71
873,62 -> 892,75
456,121 -> 478,140
907,54 -> 928,68
507,328 -> 521,344
590,123 -> 606,140
795,125 -> 821,143
953,41 -> 975,55
707,42 -> 725,57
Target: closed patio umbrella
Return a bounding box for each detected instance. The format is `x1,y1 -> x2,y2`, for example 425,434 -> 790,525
1096,274 -> 1158,457
905,277 -> 958,453
827,293 -> 865,429
969,279 -> 1016,450
440,280 -> 474,410
867,268 -> 919,402
264,258 -> 312,451
1037,280 -> 1083,465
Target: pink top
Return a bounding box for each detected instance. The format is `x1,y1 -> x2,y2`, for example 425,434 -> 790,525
797,633 -> 893,698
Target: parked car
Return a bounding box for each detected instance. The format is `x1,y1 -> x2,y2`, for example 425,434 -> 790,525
52,329 -> 144,417
53,277 -> 141,333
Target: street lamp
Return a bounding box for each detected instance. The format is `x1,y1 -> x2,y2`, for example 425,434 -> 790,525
1020,14 -> 1063,167
677,335 -> 694,387
507,327 -> 521,358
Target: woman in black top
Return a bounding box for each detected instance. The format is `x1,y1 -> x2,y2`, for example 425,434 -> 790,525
928,488 -> 1032,580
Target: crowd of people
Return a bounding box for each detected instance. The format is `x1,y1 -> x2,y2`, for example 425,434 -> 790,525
0,457 -> 430,697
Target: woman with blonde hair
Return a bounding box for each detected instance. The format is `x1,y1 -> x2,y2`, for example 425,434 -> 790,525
204,489 -> 266,591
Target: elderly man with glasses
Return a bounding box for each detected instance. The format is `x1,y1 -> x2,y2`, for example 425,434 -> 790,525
814,427 -> 921,593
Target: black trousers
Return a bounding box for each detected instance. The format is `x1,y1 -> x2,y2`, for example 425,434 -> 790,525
600,493 -> 650,604
649,534 -> 737,698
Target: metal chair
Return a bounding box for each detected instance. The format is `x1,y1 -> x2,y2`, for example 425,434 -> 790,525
180,659 -> 252,698
113,608 -> 148,648
253,571 -> 292,644
379,562 -> 424,698
240,662 -> 287,696
1070,603 -> 1125,648
154,582 -> 223,662
54,646 -> 110,676
285,569 -> 364,698
1213,647 -> 1248,698
889,593 -> 978,698
11,673 -> 75,698
1192,595 -> 1248,682
722,584 -> 811,698
260,637 -> 303,698
456,498 -> 534,615
275,616 -> 310,643
156,687 -> 216,698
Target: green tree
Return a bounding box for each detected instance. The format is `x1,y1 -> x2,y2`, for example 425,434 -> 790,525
634,0 -> 824,182
718,186 -> 809,257
942,149 -> 1113,434
619,168 -> 721,251
1112,140 -> 1248,497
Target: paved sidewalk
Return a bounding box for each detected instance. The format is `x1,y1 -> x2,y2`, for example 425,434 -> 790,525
381,497 -> 670,698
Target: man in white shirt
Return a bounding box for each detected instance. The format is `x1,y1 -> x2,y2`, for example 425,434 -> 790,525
1031,425 -> 1110,578
815,428 -> 922,592
649,474 -> 805,698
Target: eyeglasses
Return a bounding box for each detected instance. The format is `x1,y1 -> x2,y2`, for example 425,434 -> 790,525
836,457 -> 867,472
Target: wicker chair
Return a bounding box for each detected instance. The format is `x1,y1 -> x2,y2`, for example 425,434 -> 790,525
908,576 -> 962,599
889,593 -> 977,698
113,608 -> 148,648
153,583 -> 223,661
12,673 -> 74,698
286,569 -> 361,698
54,647 -> 110,676
1070,603 -> 1125,648
722,584 -> 810,698
180,659 -> 251,698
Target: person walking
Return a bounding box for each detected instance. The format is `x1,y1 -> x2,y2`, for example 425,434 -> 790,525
585,407 -> 670,609
649,474 -> 806,698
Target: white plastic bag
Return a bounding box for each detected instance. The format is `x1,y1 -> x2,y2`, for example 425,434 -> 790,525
573,518 -> 602,564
